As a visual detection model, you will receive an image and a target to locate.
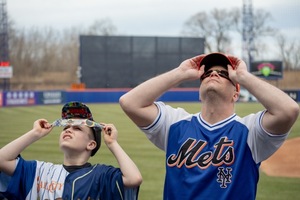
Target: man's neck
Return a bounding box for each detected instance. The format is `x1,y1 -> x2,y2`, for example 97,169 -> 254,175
201,101 -> 235,125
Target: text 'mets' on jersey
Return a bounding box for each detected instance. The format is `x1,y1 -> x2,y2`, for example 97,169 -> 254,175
141,101 -> 288,200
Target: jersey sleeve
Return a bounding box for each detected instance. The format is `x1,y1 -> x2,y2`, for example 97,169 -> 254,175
0,171 -> 11,192
97,165 -> 140,200
124,186 -> 140,200
140,101 -> 191,151
4,157 -> 36,200
241,110 -> 289,163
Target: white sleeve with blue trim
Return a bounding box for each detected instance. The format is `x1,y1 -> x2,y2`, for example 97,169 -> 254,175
140,101 -> 192,151
239,110 -> 289,163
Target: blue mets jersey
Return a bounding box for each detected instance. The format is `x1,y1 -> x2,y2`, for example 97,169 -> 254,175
141,101 -> 288,200
3,157 -> 138,200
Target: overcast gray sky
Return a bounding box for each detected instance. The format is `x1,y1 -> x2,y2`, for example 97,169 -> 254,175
7,0 -> 300,57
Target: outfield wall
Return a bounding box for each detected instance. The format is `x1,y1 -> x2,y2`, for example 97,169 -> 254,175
0,89 -> 299,107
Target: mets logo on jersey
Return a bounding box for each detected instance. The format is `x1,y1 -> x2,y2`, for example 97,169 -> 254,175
167,136 -> 234,188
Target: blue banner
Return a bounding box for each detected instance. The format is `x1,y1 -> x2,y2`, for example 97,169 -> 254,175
3,91 -> 36,106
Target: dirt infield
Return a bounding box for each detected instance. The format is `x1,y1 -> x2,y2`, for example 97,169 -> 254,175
260,137 -> 300,178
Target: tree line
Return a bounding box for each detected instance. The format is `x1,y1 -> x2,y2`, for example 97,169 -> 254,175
6,8 -> 300,90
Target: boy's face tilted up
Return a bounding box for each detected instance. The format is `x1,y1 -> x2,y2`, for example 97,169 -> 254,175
59,122 -> 97,156
52,101 -> 102,157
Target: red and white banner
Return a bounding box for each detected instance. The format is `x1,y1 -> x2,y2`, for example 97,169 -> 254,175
0,66 -> 13,78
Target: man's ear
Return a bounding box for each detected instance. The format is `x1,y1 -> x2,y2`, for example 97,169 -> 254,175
233,90 -> 240,102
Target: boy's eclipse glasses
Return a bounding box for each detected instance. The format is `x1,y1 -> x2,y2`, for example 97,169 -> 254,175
52,119 -> 103,128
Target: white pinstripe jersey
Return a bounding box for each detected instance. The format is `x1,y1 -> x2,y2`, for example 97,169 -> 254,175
4,157 -> 137,200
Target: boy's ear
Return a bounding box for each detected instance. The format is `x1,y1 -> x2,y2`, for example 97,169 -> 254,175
87,140 -> 97,151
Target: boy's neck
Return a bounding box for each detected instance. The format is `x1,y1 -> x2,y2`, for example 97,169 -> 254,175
63,162 -> 92,173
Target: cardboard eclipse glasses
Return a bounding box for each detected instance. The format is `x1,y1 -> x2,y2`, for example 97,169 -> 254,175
52,119 -> 103,128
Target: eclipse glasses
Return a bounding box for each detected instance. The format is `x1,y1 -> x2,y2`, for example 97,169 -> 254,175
52,119 -> 103,128
200,69 -> 235,86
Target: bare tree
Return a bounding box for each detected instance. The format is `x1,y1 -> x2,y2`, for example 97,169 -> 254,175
10,27 -> 63,73
248,9 -> 277,59
181,8 -> 240,53
8,17 -> 118,90
181,8 -> 277,57
276,34 -> 300,70
86,18 -> 117,36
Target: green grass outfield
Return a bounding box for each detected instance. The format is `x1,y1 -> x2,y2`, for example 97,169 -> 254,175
0,102 -> 299,200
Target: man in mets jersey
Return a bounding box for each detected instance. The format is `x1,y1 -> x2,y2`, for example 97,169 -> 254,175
119,53 -> 299,199
0,101 -> 142,199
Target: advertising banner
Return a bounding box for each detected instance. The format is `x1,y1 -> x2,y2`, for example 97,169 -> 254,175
3,91 -> 36,106
284,90 -> 299,102
39,91 -> 65,104
0,66 -> 13,78
250,61 -> 283,80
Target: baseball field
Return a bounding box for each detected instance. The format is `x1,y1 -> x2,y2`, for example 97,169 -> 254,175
0,102 -> 299,200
